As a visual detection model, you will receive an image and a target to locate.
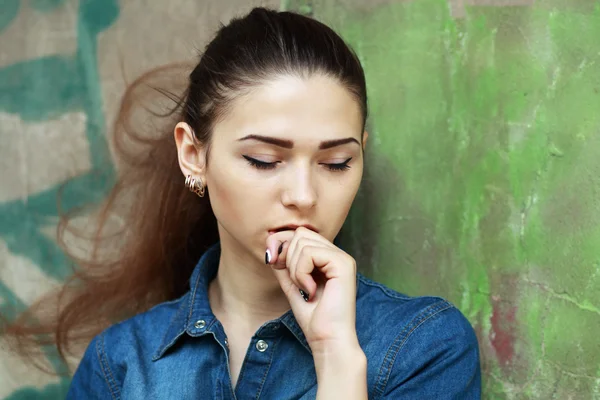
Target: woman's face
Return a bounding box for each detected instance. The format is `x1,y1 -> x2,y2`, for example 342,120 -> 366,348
181,74 -> 367,261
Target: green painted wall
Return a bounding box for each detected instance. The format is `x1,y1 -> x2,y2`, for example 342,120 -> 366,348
1,0 -> 599,398
295,1 -> 600,398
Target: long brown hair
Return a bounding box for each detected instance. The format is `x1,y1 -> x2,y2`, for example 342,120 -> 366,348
0,7 -> 368,376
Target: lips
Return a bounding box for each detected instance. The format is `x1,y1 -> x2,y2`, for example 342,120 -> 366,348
268,224 -> 319,234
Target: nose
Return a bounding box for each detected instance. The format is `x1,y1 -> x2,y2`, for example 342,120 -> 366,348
281,163 -> 317,210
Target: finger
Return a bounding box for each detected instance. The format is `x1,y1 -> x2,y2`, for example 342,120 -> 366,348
288,238 -> 327,281
284,227 -> 335,269
294,246 -> 342,300
270,267 -> 312,309
300,247 -> 356,299
266,227 -> 336,269
272,240 -> 291,270
266,230 -> 295,269
286,226 -> 336,256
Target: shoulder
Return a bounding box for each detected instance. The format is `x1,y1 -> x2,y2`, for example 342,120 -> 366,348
356,274 -> 481,399
98,293 -> 188,357
356,273 -> 465,337
103,293 -> 189,360
68,294 -> 189,398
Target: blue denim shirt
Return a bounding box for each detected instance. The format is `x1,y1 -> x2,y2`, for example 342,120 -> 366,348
67,242 -> 481,399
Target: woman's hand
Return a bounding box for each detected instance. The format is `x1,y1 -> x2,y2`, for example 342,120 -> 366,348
265,227 -> 360,352
266,227 -> 368,399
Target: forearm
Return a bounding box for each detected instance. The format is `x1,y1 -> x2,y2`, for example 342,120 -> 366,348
313,342 -> 368,400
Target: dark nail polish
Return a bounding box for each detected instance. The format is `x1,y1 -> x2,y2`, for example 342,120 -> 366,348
265,249 -> 271,264
299,289 -> 309,302
278,243 -> 283,255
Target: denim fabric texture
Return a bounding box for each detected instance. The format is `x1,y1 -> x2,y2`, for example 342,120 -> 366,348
67,242 -> 481,399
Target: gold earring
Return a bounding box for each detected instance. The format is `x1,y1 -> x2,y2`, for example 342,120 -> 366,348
185,175 -> 205,197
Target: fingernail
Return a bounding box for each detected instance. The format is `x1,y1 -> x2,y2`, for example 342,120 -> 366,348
299,289 -> 309,302
278,243 -> 283,255
265,249 -> 271,264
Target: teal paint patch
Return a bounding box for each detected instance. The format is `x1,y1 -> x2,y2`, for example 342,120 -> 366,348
4,381 -> 70,400
30,0 -> 66,13
0,56 -> 86,121
0,279 -> 23,321
0,0 -> 20,33
79,0 -> 119,36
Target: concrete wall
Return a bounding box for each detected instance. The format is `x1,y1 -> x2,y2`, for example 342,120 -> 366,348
1,0 -> 598,398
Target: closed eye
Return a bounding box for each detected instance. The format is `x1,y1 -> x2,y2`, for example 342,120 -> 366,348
243,156 -> 352,172
243,155 -> 279,170
325,157 -> 352,171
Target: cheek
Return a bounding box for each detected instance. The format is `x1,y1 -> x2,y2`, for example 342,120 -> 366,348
322,173 -> 362,219
206,162 -> 269,228
334,184 -> 359,216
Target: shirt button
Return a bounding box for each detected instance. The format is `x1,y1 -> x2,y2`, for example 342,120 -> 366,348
256,340 -> 268,352
194,319 -> 206,329
224,337 -> 229,347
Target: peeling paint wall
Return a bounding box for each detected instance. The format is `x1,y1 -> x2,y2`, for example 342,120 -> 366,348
311,1 -> 600,398
1,0 -> 599,398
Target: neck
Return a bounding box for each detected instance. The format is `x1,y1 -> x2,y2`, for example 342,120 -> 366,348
208,238 -> 291,332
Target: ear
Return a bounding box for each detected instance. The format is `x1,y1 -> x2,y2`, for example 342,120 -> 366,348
174,122 -> 207,184
362,130 -> 369,151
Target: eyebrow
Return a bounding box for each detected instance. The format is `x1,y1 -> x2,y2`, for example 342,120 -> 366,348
237,134 -> 360,150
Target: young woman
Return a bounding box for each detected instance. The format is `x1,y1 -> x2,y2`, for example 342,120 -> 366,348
6,7 -> 481,399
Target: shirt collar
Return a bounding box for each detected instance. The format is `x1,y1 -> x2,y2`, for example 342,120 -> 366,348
152,242 -> 311,361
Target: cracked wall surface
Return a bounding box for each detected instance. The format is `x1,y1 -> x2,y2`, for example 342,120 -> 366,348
1,0 -> 599,398
307,1 -> 600,398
